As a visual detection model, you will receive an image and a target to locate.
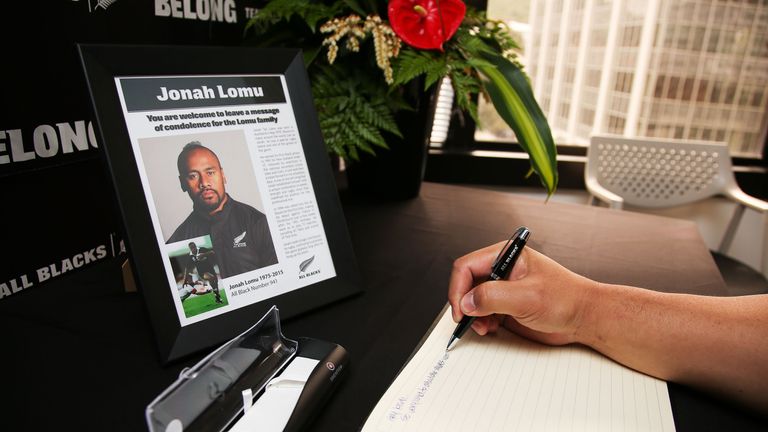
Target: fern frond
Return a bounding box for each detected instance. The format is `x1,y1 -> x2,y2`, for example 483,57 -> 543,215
392,50 -> 444,87
351,117 -> 388,148
312,64 -> 402,160
423,57 -> 448,91
454,31 -> 497,57
449,69 -> 481,124
245,0 -> 344,34
359,99 -> 401,136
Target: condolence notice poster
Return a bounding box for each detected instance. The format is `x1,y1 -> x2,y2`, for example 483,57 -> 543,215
115,75 -> 336,326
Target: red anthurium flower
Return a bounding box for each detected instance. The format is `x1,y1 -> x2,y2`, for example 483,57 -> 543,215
388,0 -> 466,51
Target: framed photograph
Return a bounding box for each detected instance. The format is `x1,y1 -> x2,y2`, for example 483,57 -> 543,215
78,44 -> 361,363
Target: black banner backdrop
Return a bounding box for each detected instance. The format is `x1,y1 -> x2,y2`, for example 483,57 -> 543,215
1,0 -> 263,301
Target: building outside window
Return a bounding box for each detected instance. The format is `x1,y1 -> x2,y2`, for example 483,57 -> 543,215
475,0 -> 768,159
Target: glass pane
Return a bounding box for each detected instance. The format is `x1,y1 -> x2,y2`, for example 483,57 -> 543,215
476,0 -> 768,158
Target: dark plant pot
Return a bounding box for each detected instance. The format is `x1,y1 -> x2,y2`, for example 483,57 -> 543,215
345,82 -> 438,200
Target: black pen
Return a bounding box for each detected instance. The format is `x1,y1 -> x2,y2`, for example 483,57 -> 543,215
446,226 -> 531,351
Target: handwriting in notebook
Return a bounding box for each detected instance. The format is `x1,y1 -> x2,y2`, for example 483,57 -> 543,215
387,352 -> 450,422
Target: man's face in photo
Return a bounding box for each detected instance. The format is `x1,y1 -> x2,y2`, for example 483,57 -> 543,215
180,147 -> 227,212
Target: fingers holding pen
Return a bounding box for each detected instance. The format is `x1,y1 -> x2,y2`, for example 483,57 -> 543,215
469,315 -> 503,335
449,244 -> 533,322
448,241 -> 508,322
459,250 -> 530,316
461,248 -> 596,345
459,258 -> 531,317
449,249 -> 532,339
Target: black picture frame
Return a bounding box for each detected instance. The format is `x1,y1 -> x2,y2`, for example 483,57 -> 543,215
78,44 -> 361,364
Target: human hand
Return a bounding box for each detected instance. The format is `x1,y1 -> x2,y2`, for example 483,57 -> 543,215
447,244 -> 597,346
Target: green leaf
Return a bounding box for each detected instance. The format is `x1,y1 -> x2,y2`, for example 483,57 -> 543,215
465,57 -> 496,70
360,99 -> 401,137
392,50 -> 443,87
244,0 -> 309,33
424,58 -> 448,91
303,46 -> 321,68
454,32 -> 497,57
341,0 -> 366,16
449,70 -> 481,124
244,0 -> 346,35
311,64 -> 402,160
475,53 -> 558,196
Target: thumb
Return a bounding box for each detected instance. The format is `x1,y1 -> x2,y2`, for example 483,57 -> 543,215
460,279 -> 538,319
461,251 -> 531,317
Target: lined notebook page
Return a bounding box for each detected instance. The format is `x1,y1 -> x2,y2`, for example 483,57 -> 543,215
362,308 -> 675,432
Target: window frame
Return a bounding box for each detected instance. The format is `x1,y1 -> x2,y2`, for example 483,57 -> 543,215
426,108 -> 767,199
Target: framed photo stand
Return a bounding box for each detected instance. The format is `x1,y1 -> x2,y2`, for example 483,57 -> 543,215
79,44 -> 361,363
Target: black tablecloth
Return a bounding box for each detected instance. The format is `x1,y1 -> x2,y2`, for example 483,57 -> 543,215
2,182 -> 766,430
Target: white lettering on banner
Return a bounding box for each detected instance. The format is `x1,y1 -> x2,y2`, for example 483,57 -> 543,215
244,7 -> 257,18
33,125 -> 59,158
0,275 -> 34,299
0,121 -> 98,165
154,0 -> 237,23
0,234 -> 127,301
36,246 -> 108,283
1,129 -> 33,163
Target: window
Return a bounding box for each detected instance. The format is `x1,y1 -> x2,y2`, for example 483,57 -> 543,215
681,78 -> 694,101
581,108 -> 595,125
614,71 -> 634,93
696,80 -> 709,102
470,0 -> 768,157
666,76 -> 680,99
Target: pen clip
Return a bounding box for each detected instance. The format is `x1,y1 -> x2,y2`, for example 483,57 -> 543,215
491,227 -> 526,271
491,236 -> 514,270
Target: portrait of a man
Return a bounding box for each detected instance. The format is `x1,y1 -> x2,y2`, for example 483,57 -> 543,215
166,141 -> 278,278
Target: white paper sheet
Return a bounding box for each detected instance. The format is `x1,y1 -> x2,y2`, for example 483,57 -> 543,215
229,356 -> 319,432
362,308 -> 676,432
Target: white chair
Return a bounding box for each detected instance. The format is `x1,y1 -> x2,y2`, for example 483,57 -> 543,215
585,134 -> 768,292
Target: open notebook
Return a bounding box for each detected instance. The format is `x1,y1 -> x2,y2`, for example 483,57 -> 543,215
362,306 -> 676,432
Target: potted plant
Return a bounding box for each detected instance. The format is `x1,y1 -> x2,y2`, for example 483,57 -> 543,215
244,0 -> 558,198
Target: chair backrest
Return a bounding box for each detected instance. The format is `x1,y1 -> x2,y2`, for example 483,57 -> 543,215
586,135 -> 737,208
